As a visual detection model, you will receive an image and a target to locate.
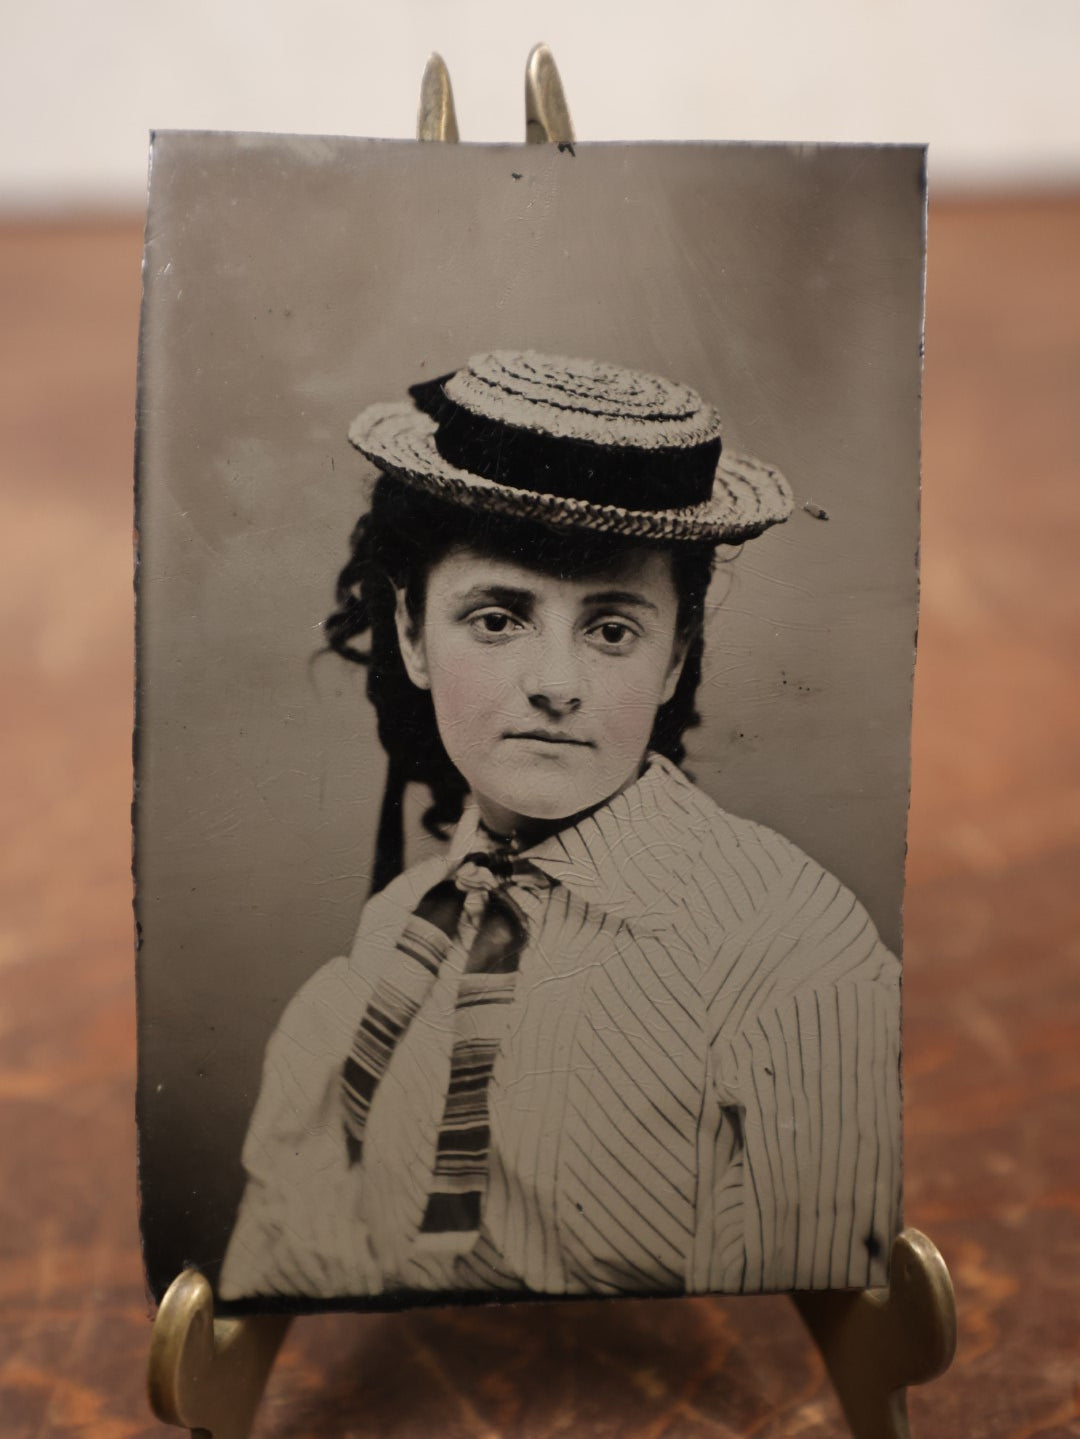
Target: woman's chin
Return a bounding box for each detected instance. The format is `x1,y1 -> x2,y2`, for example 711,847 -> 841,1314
473,774 -> 624,836
464,748 -> 647,836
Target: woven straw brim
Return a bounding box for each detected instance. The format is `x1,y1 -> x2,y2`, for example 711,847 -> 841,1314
349,401 -> 793,544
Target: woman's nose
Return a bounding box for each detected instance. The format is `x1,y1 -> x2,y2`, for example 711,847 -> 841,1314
528,684 -> 582,718
522,637 -> 583,716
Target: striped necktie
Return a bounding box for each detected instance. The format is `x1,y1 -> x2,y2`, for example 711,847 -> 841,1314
340,847 -> 535,1237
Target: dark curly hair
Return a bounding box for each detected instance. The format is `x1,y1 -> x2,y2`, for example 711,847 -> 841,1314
325,476 -> 718,893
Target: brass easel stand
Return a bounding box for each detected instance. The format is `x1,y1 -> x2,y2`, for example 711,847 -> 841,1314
147,45 -> 957,1437
148,1230 -> 954,1439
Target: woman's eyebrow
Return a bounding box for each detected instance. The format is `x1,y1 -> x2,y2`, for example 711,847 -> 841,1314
581,589 -> 659,614
452,584 -> 535,612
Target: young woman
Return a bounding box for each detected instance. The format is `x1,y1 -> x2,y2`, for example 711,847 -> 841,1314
220,352 -> 901,1303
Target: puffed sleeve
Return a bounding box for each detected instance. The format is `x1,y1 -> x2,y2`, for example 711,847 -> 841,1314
219,866 -> 444,1301
695,833 -> 902,1294
218,953 -> 381,1300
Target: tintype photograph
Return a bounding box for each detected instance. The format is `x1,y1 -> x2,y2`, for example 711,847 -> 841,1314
135,134 -> 925,1310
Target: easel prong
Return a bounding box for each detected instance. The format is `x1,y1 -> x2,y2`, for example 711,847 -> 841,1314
148,1269 -> 290,1439
525,43 -> 575,144
417,52 -> 459,142
793,1228 -> 957,1438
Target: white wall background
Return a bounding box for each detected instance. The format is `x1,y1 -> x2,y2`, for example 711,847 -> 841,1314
2,0 -> 1079,211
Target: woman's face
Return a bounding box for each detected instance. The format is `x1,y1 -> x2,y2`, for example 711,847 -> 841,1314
395,544 -> 686,836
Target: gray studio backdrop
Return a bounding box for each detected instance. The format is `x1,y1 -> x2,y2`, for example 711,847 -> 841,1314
135,134 -> 925,1296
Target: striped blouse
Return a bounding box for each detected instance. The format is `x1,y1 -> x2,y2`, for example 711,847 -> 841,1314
220,754 -> 901,1302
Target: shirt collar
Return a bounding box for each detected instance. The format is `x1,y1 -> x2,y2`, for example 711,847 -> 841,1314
444,803 -> 490,869
443,753 -> 694,925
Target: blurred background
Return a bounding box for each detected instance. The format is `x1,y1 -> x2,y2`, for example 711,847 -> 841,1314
3,0 -> 1080,208
2,3 -> 1078,1436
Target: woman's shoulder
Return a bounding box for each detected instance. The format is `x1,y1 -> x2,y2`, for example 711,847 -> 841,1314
348,854 -> 450,953
649,758 -> 898,984
267,855 -> 452,1053
645,755 -> 824,891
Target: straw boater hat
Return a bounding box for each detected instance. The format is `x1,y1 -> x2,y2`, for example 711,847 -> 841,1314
349,350 -> 793,544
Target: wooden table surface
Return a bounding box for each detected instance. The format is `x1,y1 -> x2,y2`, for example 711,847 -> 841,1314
1,199 -> 1078,1438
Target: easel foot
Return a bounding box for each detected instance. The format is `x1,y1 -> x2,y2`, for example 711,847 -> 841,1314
794,1228 -> 957,1439
148,1270 -> 290,1439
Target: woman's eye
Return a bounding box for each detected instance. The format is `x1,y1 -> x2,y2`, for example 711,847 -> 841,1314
467,609 -> 524,639
587,619 -> 639,651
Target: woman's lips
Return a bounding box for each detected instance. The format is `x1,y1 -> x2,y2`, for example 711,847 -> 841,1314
503,730 -> 595,747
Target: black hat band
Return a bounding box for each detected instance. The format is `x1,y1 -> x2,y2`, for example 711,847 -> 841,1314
409,375 -> 720,514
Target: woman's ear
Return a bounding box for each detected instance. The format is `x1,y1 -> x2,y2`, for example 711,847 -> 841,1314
394,589 -> 430,691
660,635 -> 688,706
